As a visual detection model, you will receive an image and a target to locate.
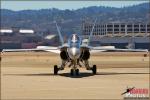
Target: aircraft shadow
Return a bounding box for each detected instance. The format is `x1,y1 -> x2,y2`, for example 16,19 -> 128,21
59,73 -> 94,78
3,72 -> 149,78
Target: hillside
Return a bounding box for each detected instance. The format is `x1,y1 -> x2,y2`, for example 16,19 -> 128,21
1,3 -> 149,35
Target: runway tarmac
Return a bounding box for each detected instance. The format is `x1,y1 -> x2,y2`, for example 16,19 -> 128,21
1,52 -> 149,99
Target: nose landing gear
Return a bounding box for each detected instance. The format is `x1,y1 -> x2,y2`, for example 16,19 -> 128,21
70,69 -> 79,76
75,69 -> 79,76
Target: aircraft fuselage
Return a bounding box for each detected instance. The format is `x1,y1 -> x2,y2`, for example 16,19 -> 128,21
67,34 -> 81,60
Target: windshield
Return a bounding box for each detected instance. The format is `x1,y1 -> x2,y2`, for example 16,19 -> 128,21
69,34 -> 81,48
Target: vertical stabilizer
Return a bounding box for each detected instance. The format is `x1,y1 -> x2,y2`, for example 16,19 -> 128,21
88,19 -> 97,45
55,21 -> 64,45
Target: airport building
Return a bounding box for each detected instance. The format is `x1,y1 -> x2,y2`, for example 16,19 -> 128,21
82,22 -> 150,36
82,22 -> 150,50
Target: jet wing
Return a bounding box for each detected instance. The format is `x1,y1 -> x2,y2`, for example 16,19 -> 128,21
81,45 -> 115,53
2,46 -> 60,54
91,46 -> 148,52
89,46 -> 115,53
81,45 -> 148,52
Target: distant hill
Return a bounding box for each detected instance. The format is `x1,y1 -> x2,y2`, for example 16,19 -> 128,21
1,2 -> 149,36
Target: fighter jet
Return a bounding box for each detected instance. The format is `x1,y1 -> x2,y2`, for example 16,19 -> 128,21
2,20 -> 148,76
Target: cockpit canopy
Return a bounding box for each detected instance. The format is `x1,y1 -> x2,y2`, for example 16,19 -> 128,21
71,34 -> 80,42
69,34 -> 81,48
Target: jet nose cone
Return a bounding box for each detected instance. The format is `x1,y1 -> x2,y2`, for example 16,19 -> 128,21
72,48 -> 77,56
68,48 -> 80,59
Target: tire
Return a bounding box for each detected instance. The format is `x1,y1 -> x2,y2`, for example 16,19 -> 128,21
54,65 -> 58,75
92,65 -> 97,74
70,69 -> 74,76
75,69 -> 79,76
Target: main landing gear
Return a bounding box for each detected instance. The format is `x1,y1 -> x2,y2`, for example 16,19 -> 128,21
92,65 -> 97,75
54,65 -> 97,76
54,65 -> 59,75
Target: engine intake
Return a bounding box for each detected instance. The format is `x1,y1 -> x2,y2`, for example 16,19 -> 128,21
60,51 -> 68,60
80,50 -> 90,60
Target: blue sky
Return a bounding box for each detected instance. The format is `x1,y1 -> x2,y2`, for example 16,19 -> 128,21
1,1 -> 149,11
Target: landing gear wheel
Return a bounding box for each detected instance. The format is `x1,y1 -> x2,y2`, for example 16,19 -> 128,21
75,69 -> 79,76
54,65 -> 58,75
92,65 -> 97,74
70,69 -> 74,76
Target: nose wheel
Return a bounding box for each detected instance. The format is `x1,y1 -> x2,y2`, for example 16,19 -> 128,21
70,69 -> 79,76
75,69 -> 79,76
70,69 -> 74,76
